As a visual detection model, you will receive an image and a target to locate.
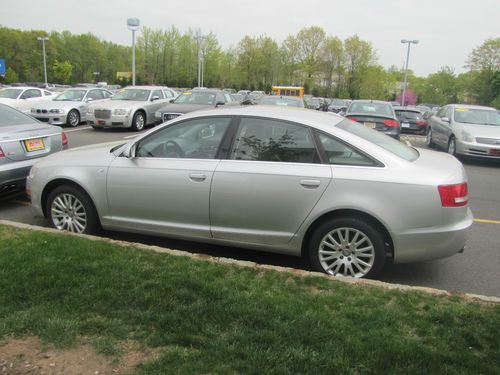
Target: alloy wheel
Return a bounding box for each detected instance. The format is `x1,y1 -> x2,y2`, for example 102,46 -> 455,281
50,193 -> 87,233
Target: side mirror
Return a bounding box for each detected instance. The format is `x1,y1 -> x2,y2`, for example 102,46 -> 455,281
86,97 -> 93,102
122,143 -> 137,158
441,117 -> 450,123
151,96 -> 160,102
215,101 -> 225,107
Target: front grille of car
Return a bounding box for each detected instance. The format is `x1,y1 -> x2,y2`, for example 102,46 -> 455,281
163,113 -> 182,121
35,117 -> 49,122
94,109 -> 112,119
476,137 -> 500,145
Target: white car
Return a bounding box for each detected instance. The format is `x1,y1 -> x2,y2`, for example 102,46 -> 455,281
0,87 -> 56,112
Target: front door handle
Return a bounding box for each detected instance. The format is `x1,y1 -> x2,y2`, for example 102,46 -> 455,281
189,173 -> 207,182
300,179 -> 321,188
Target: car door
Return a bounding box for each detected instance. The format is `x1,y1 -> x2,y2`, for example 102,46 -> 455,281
145,89 -> 168,124
106,116 -> 233,239
431,106 -> 449,148
210,117 -> 332,245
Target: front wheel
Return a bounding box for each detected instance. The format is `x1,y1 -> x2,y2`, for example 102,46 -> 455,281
66,109 -> 80,127
46,185 -> 99,234
308,217 -> 386,278
131,111 -> 146,131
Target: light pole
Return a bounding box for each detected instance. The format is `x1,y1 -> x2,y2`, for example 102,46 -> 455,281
400,39 -> 418,106
37,36 -> 49,87
195,34 -> 207,88
127,18 -> 140,86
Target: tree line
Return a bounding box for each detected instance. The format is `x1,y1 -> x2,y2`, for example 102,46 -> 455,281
0,25 -> 498,107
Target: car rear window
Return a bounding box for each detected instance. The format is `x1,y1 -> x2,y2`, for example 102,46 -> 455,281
0,104 -> 37,126
349,102 -> 394,116
395,110 -> 422,120
336,119 -> 419,161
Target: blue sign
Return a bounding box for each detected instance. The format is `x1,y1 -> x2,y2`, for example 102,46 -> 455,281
0,59 -> 5,76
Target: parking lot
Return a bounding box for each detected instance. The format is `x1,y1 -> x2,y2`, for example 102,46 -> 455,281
1,125 -> 499,297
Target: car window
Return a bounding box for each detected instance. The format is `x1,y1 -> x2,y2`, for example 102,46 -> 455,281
135,117 -> 231,159
87,90 -> 104,100
231,117 -> 320,164
348,102 -> 393,116
102,90 -> 113,98
395,110 -> 422,120
43,90 -> 53,96
316,132 -> 377,166
453,108 -> 500,126
224,93 -> 232,102
163,89 -> 173,98
151,89 -> 164,99
20,89 -> 42,99
445,107 -> 453,119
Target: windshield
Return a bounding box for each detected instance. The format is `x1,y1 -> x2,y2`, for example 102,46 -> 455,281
0,104 -> 37,126
111,89 -> 150,101
260,97 -> 302,107
0,89 -> 22,99
54,90 -> 87,101
454,108 -> 500,126
174,92 -> 216,105
349,102 -> 394,116
337,119 -> 419,161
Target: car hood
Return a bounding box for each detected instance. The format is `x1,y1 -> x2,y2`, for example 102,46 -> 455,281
158,103 -> 214,114
89,100 -> 138,110
459,123 -> 500,139
30,100 -> 81,110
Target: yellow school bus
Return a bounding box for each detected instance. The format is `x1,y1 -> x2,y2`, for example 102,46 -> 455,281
271,86 -> 304,97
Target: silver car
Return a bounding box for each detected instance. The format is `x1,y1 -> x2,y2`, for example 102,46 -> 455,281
0,103 -> 67,198
30,88 -> 113,127
427,104 -> 500,159
87,86 -> 173,131
0,86 -> 56,112
27,106 -> 472,278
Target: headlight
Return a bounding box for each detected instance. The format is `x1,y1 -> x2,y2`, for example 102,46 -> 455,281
113,108 -> 130,115
49,109 -> 65,114
461,130 -> 474,142
30,108 -> 37,113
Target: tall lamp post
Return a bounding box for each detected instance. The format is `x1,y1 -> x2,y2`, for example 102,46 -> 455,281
37,36 -> 49,87
400,39 -> 418,106
195,34 -> 207,88
127,18 -> 140,86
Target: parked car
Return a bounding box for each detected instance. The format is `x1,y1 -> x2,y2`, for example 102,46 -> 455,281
87,86 -> 172,131
427,104 -> 500,159
0,103 -> 67,198
393,106 -> 428,135
30,88 -> 113,127
327,99 -> 348,114
0,86 -> 56,112
27,106 -> 472,279
249,91 -> 265,103
259,96 -> 305,107
154,89 -> 235,124
345,100 -> 401,140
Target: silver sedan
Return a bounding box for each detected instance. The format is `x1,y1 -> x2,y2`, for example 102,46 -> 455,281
27,106 -> 472,278
427,104 -> 500,159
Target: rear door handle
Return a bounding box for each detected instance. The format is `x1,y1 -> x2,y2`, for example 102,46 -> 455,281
189,173 -> 207,182
300,179 -> 321,188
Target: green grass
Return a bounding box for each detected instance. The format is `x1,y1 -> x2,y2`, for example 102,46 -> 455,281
0,225 -> 499,374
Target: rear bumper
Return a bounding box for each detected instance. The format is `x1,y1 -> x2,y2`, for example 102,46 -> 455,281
392,208 -> 473,263
0,159 -> 38,198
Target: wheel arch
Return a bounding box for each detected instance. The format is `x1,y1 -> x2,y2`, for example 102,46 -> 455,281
134,108 -> 147,123
301,209 -> 394,260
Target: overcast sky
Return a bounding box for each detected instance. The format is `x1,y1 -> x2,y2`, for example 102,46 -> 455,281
1,0 -> 498,77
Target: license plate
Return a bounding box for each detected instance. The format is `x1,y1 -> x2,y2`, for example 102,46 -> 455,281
402,122 -> 410,128
24,138 -> 45,152
97,120 -> 106,125
364,122 -> 376,129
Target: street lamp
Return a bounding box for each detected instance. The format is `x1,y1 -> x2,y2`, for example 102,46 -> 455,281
400,39 -> 418,106
195,34 -> 207,88
127,18 -> 140,86
37,36 -> 49,87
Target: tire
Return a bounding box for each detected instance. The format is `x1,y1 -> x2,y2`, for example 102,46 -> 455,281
426,127 -> 435,148
66,109 -> 80,127
308,217 -> 386,278
46,185 -> 99,234
447,136 -> 456,156
131,111 -> 146,131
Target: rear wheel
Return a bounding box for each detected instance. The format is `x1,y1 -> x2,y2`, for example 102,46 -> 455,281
46,185 -> 99,234
131,111 -> 145,131
308,217 -> 386,278
66,109 -> 80,127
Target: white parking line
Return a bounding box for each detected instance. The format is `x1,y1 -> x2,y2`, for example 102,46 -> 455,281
123,134 -> 139,139
64,126 -> 91,133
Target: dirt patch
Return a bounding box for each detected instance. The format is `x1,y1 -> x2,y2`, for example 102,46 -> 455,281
0,337 -> 160,374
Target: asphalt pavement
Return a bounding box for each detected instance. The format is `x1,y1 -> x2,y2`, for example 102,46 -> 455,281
1,126 -> 499,297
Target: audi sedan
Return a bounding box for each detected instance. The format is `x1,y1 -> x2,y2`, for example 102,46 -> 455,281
345,100 -> 401,140
27,106 -> 472,278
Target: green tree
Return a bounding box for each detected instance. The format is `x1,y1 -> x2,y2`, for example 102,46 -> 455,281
52,60 -> 73,84
4,67 -> 20,83
343,35 -> 376,98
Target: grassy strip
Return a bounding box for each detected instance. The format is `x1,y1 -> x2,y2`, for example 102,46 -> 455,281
0,225 -> 499,374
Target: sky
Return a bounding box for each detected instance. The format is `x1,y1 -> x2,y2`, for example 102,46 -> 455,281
1,0 -> 498,77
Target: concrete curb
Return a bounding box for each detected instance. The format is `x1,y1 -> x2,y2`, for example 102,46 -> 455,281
2,219 -> 499,304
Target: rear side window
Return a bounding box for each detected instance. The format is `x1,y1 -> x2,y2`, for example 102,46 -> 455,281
231,117 -> 320,164
317,132 -> 377,166
336,119 -> 419,162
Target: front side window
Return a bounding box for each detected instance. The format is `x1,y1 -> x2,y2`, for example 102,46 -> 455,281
86,90 -> 104,101
151,90 -> 164,100
20,89 -> 42,99
317,132 -> 376,166
231,118 -> 319,164
135,117 -> 231,159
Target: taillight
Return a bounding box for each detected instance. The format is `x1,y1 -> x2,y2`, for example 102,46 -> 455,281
0,146 -> 4,158
416,120 -> 428,126
383,119 -> 400,127
438,183 -> 468,207
347,116 -> 359,122
61,131 -> 68,147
